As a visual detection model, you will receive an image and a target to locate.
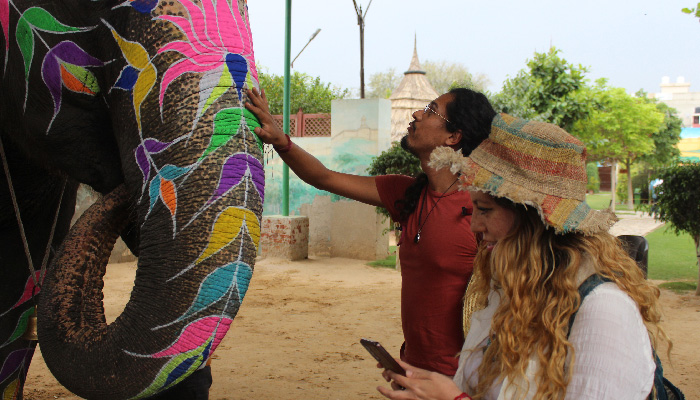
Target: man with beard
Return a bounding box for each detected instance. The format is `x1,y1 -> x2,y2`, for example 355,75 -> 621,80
245,87 -> 495,376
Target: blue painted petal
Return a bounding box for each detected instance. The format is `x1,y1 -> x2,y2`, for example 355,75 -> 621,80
178,261 -> 252,320
148,177 -> 162,212
234,261 -> 253,301
159,164 -> 190,181
164,355 -> 200,388
114,65 -> 138,91
226,53 -> 248,100
130,0 -> 159,14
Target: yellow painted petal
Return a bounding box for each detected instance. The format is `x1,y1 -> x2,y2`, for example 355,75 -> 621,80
133,64 -> 156,131
110,28 -> 151,70
195,207 -> 260,265
2,379 -> 19,400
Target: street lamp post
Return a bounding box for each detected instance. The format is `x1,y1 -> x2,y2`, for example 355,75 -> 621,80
291,28 -> 321,68
352,0 -> 372,99
283,0 -> 292,216
282,4 -> 321,216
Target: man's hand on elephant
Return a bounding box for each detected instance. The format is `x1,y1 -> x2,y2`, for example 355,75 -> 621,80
244,88 -> 287,148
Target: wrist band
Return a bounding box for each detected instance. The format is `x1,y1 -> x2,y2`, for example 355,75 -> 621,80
454,393 -> 471,400
274,135 -> 293,153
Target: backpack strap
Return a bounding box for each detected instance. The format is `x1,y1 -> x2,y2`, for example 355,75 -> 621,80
567,274 -> 609,335
568,275 -> 685,400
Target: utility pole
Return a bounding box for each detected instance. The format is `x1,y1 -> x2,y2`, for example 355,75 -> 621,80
352,0 -> 372,98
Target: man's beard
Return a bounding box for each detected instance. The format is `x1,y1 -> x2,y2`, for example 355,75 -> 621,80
400,135 -> 417,156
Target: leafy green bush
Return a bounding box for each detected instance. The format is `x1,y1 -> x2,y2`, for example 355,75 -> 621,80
367,141 -> 421,177
367,142 -> 421,222
654,162 -> 700,295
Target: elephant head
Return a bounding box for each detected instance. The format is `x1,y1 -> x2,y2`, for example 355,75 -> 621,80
0,0 -> 263,398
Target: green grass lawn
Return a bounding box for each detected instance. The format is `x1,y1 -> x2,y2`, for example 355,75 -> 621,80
367,245 -> 397,268
646,225 -> 698,284
585,192 -> 633,211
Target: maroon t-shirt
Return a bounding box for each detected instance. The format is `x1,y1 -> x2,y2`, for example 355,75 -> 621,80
375,175 -> 477,376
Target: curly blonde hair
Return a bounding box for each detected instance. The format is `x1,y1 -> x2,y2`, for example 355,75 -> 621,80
468,204 -> 669,400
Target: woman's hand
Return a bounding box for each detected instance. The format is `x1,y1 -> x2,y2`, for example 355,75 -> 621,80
377,360 -> 464,400
244,87 -> 287,148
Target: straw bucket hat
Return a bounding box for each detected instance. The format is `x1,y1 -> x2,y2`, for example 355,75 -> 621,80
429,113 -> 617,235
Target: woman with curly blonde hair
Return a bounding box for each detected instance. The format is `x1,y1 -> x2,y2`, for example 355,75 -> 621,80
376,114 -> 671,400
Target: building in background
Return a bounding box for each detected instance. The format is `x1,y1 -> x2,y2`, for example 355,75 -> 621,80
649,76 -> 700,162
389,38 -> 439,142
649,76 -> 700,127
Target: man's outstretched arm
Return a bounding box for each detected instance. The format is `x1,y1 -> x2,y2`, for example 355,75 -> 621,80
245,88 -> 383,207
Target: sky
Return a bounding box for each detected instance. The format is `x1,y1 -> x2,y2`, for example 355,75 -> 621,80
246,0 -> 700,97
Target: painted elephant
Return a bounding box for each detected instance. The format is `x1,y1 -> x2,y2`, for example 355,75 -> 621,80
0,0 -> 264,398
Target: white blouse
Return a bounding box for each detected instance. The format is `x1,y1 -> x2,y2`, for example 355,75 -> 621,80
455,283 -> 655,399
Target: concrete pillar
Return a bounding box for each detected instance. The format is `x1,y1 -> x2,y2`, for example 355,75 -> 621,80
259,216 -> 309,260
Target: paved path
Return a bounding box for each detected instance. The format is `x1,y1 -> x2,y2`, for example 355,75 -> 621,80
608,211 -> 664,237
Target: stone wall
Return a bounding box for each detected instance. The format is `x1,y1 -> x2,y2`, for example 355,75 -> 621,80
259,216 -> 309,260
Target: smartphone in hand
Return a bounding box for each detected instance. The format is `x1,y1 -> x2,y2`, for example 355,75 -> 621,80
360,338 -> 406,376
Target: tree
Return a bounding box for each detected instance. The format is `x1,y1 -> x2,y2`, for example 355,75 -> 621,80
366,61 -> 490,99
257,69 -> 350,114
682,3 -> 700,19
490,47 -> 596,132
422,61 -> 490,94
571,87 -> 665,210
367,68 -> 401,99
635,91 -> 682,168
654,163 -> 700,295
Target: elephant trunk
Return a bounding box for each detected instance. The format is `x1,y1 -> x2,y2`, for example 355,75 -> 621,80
37,186 -> 135,398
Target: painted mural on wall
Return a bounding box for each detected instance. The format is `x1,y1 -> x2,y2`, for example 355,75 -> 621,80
263,100 -> 391,216
680,127 -> 700,162
0,0 -> 263,399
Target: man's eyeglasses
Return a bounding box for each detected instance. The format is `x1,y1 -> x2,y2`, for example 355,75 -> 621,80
423,104 -> 451,124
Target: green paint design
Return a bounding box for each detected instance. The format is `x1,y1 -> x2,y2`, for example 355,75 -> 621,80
15,7 -> 87,80
15,18 -> 34,78
131,339 -> 210,399
199,108 -> 260,160
4,307 -> 34,344
22,7 -> 83,34
201,68 -> 233,118
61,62 -> 101,93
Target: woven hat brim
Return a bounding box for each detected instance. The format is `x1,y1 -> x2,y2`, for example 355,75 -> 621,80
460,157 -> 617,235
429,146 -> 618,235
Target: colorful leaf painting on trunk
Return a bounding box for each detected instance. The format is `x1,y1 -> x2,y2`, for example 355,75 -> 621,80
105,20 -> 157,133
127,316 -> 231,398
156,0 -> 258,136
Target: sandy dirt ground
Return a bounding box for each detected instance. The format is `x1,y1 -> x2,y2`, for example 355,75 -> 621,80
23,256 -> 700,400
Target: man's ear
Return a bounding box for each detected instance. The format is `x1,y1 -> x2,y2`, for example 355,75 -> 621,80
446,130 -> 463,147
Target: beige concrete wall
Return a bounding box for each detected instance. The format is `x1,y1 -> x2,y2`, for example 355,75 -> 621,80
299,196 -> 331,257
299,196 -> 390,260
259,216 -> 309,260
329,200 -> 390,261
